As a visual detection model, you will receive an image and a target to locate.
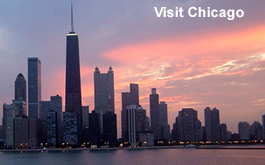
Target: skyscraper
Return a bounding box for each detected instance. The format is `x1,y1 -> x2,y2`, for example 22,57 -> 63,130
204,107 -> 212,141
238,122 -> 250,140
121,83 -> 139,142
150,88 -> 160,139
159,101 -> 170,140
50,95 -> 62,146
178,108 -> 200,142
28,57 -> 41,119
211,108 -> 220,142
14,73 -> 27,117
65,3 -> 82,145
94,66 -> 115,136
204,107 -> 220,142
15,73 -> 27,102
3,103 -> 15,148
94,67 -> 115,113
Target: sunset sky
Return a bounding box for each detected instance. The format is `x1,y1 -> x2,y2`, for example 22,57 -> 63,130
0,0 -> 265,137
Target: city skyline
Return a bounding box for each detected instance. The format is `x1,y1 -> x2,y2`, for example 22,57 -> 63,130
0,1 -> 265,137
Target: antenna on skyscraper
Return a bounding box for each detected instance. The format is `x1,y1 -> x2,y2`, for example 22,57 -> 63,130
71,0 -> 74,32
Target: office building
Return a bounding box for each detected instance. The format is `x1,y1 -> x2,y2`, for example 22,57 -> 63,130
94,67 -> 115,113
65,3 -> 83,145
40,101 -> 50,121
28,57 -> 41,119
204,107 -> 220,142
14,73 -> 27,116
238,122 -> 250,140
47,110 -> 57,146
3,103 -> 15,148
178,108 -> 200,142
150,88 -> 160,139
50,95 -> 62,146
121,83 -> 139,142
220,123 -> 227,142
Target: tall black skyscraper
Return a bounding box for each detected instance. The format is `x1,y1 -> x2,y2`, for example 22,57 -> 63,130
28,57 -> 41,119
65,3 -> 82,145
150,88 -> 160,139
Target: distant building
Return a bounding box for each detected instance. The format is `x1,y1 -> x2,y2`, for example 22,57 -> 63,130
63,112 -> 77,146
50,95 -> 62,146
14,117 -> 29,148
262,114 -> 265,140
14,73 -> 27,116
159,101 -> 170,140
250,121 -> 263,140
150,88 -> 160,140
28,57 -> 41,119
211,108 -> 220,142
121,83 -> 139,142
40,101 -> 50,121
12,100 -> 26,117
178,108 -> 200,142
204,107 -> 220,142
15,73 -> 27,102
103,111 -> 117,147
238,122 -> 250,140
89,111 -> 100,147
47,110 -> 57,146
171,117 -> 179,142
220,123 -> 227,142
94,67 -> 115,135
28,118 -> 38,148
65,4 -> 83,145
204,107 -> 212,141
82,106 -> 89,143
3,104 -> 15,148
94,67 -> 115,113
139,132 -> 154,147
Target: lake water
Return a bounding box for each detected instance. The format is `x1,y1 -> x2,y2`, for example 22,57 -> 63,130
1,148 -> 265,165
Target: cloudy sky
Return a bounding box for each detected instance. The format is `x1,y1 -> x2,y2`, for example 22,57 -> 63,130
1,0 -> 265,137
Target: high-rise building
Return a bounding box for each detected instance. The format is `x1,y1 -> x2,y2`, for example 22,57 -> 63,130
238,122 -> 250,140
50,95 -> 62,146
13,116 -> 29,148
65,3 -> 82,145
211,108 -> 220,142
28,57 -> 41,119
204,107 -> 212,141
14,73 -> 27,116
178,108 -> 200,142
15,73 -> 27,102
126,105 -> 147,146
3,103 -> 15,148
82,106 -> 89,143
250,121 -> 263,140
89,111 -> 100,147
150,88 -> 160,139
121,83 -> 139,142
220,123 -> 227,142
94,66 -> 115,136
103,111 -> 117,147
62,112 -> 77,146
39,101 -> 50,121
94,67 -> 115,113
204,107 -> 220,142
47,110 -> 57,146
159,101 -> 170,140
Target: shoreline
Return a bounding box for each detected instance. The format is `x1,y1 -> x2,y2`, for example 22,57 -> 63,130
1,145 -> 265,153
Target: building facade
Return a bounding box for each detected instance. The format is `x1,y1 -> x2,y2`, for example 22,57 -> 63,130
28,57 -> 41,119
